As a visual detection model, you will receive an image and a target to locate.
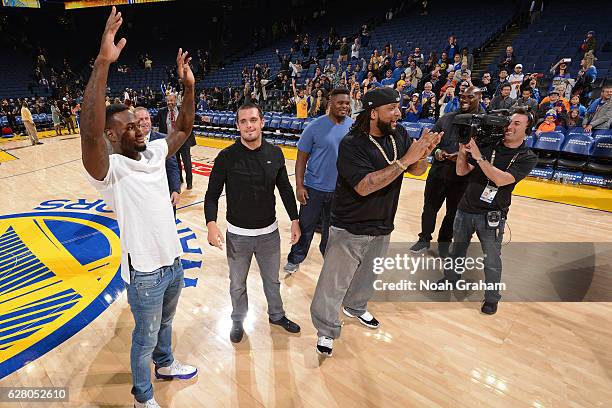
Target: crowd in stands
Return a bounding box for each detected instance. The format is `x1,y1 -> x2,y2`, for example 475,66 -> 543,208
2,6 -> 610,138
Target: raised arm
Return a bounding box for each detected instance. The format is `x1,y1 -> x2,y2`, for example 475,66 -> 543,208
165,49 -> 195,157
80,6 -> 126,181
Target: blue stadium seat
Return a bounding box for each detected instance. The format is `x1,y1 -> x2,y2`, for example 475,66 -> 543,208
586,136 -> 612,174
552,169 -> 583,184
533,131 -> 565,167
529,166 -> 555,179
557,134 -> 594,170
524,133 -> 535,148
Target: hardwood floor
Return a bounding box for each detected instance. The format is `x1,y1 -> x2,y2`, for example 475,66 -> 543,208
1,136 -> 611,407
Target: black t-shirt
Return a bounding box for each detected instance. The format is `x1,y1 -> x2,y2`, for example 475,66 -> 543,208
459,142 -> 537,215
332,126 -> 413,236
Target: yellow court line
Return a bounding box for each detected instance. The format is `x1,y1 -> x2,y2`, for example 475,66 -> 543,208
0,150 -> 16,163
195,136 -> 612,213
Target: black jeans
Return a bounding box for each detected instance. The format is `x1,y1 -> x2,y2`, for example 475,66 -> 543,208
176,144 -> 192,186
287,186 -> 333,265
444,210 -> 505,302
419,169 -> 468,243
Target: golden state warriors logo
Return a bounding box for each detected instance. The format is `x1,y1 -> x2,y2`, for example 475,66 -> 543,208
0,200 -> 203,379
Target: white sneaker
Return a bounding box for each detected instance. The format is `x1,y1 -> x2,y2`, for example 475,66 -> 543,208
134,397 -> 161,408
316,336 -> 333,358
342,307 -> 380,329
154,359 -> 198,380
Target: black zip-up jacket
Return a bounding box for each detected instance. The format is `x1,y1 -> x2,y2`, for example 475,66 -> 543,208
204,139 -> 298,229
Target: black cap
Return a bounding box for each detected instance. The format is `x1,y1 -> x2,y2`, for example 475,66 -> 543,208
356,87 -> 400,113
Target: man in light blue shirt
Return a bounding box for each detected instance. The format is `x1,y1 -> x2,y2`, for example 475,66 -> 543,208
284,88 -> 353,273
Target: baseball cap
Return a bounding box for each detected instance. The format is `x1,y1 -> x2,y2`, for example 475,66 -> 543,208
355,87 -> 401,113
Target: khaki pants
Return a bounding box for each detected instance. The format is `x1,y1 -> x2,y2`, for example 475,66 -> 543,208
24,121 -> 39,145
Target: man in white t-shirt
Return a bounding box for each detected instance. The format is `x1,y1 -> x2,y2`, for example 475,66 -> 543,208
80,8 -> 197,408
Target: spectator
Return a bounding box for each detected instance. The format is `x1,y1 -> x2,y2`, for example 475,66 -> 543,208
453,62 -> 471,82
309,89 -> 327,117
449,54 -> 462,72
444,36 -> 459,59
381,70 -> 395,87
351,38 -> 361,60
569,94 -> 587,117
20,101 -> 41,145
349,83 -> 362,119
423,52 -> 438,75
579,30 -> 596,54
289,58 -> 303,79
420,97 -> 438,121
338,37 -> 349,63
574,53 -> 597,105
507,65 -> 525,100
539,89 -> 570,113
51,100 -> 62,135
476,72 -> 495,99
489,84 -> 515,111
553,102 -> 569,129
412,47 -> 425,66
420,82 -> 436,105
512,87 -> 538,112
528,77 -> 541,102
291,79 -> 309,119
498,46 -> 517,72
536,110 -> 557,135
405,93 -> 422,121
438,51 -> 450,72
567,109 -> 583,128
583,85 -> 612,132
392,59 -> 404,82
404,60 -> 422,92
439,73 -> 457,97
438,86 -> 456,116
494,69 -> 509,96
359,25 -> 370,47
459,47 -> 474,70
144,57 -> 152,70
385,8 -> 393,21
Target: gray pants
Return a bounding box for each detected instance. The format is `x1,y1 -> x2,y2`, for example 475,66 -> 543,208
226,229 -> 285,322
24,121 -> 39,145
310,226 -> 390,339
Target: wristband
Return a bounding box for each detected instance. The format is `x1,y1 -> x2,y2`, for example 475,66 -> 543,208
476,157 -> 486,164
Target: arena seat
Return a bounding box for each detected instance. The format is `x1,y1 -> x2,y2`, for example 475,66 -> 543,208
533,131 -> 565,166
585,136 -> 612,174
556,133 -> 594,170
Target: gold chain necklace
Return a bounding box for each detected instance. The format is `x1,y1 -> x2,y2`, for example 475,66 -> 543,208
369,134 -> 397,165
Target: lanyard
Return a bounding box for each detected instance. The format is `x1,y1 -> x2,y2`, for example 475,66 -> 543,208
490,149 -> 520,171
485,148 -> 521,187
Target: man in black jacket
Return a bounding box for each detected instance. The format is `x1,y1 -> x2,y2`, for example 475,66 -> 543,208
410,86 -> 483,257
135,107 -> 181,215
156,93 -> 196,189
204,102 -> 302,343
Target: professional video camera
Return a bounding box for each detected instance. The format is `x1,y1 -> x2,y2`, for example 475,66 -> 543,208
453,109 -> 512,146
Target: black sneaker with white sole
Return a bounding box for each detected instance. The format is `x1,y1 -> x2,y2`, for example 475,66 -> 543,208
410,241 -> 430,253
316,336 -> 333,357
342,307 -> 380,329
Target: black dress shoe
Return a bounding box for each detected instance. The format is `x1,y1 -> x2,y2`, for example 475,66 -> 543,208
481,301 -> 498,315
269,316 -> 300,333
230,321 -> 244,343
186,183 -> 193,190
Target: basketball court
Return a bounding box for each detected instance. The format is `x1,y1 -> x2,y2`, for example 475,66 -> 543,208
1,134 -> 611,407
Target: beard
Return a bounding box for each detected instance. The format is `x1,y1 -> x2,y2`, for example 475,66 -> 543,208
376,117 -> 395,135
135,143 -> 147,152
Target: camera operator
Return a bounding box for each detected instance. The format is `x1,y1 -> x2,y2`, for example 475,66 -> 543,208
435,107 -> 537,315
411,86 -> 484,257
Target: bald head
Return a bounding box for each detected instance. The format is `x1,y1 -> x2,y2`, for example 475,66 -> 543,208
460,86 -> 482,113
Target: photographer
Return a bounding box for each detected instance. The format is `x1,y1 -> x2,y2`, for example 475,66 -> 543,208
411,86 -> 483,257
435,107 -> 538,315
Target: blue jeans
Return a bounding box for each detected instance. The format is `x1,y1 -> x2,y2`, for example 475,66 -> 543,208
287,186 -> 334,265
444,209 -> 504,303
126,258 -> 184,403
